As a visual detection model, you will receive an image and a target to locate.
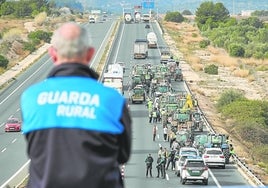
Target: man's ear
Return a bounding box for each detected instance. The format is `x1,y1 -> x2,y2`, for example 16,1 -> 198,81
86,47 -> 95,62
48,46 -> 57,63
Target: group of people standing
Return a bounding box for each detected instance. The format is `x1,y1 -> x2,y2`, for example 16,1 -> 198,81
145,97 -> 178,179
145,146 -> 176,179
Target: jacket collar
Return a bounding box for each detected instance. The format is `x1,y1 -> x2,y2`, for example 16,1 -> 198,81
48,63 -> 99,80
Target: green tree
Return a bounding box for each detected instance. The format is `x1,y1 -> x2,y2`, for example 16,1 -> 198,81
204,64 -> 218,75
257,28 -> 268,42
195,1 -> 229,30
216,89 -> 245,109
0,0 -> 5,5
229,44 -> 245,57
239,17 -> 264,28
213,2 -> 230,22
29,0 -> 49,13
199,39 -> 210,48
0,55 -> 9,68
0,1 -> 14,16
164,11 -> 184,23
182,10 -> 192,15
28,30 -> 52,43
13,0 -> 32,17
252,10 -> 268,17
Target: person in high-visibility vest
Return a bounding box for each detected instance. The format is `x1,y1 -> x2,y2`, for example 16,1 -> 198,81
152,109 -> 158,123
230,144 -> 235,158
147,99 -> 153,111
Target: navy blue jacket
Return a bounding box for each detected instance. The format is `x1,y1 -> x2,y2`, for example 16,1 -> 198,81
21,63 -> 132,188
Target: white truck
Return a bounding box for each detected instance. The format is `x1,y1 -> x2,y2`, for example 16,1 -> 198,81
133,39 -> 148,59
124,13 -> 132,24
89,15 -> 96,23
106,63 -> 124,77
147,32 -> 157,48
142,14 -> 150,22
103,63 -> 124,94
134,12 -> 141,22
103,75 -> 123,95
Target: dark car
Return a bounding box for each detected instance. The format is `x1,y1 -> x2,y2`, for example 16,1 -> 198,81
5,117 -> 21,132
145,24 -> 150,29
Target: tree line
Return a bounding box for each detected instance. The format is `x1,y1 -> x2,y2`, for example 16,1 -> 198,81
0,0 -> 51,18
164,2 -> 268,59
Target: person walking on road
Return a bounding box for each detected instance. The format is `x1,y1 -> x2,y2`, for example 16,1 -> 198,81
166,149 -> 176,170
169,130 -> 176,148
158,146 -> 163,156
153,124 -> 158,141
20,22 -> 132,188
156,154 -> 162,178
149,111 -> 153,123
160,155 -> 166,179
152,108 -> 158,123
163,126 -> 168,141
160,148 -> 168,178
145,154 -> 154,177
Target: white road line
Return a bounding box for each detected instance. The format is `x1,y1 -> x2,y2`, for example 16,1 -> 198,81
112,21 -> 125,64
0,57 -> 50,106
12,139 -> 17,143
209,168 -> 222,188
0,123 -> 4,128
1,148 -> 7,153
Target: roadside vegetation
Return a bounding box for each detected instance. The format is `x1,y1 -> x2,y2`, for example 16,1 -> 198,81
163,1 -> 268,177
195,2 -> 268,59
0,0 -> 87,73
217,89 -> 268,173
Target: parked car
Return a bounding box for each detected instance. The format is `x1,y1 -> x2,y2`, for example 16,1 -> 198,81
202,148 -> 226,169
175,155 -> 197,177
178,147 -> 200,157
145,24 -> 150,29
180,158 -> 209,185
5,117 -> 21,132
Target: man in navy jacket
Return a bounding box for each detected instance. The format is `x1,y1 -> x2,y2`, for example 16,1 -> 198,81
21,22 -> 132,188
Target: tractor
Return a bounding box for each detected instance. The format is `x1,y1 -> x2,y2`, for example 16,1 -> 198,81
191,111 -> 204,132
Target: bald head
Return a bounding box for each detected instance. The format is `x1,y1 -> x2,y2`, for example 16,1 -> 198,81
59,23 -> 81,40
49,22 -> 94,65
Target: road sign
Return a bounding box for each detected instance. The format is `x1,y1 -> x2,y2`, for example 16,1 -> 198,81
142,0 -> 154,9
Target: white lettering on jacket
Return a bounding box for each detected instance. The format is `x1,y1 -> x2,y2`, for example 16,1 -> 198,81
37,91 -> 99,119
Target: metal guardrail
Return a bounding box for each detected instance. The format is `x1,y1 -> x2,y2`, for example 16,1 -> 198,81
183,81 -> 265,187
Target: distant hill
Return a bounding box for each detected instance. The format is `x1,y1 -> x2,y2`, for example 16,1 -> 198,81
50,0 -> 268,15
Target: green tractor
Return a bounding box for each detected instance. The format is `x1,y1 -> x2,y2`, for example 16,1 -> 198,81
176,130 -> 192,147
193,134 -> 208,155
191,111 -> 204,132
130,85 -> 146,104
177,108 -> 191,124
174,68 -> 183,81
131,75 -> 143,89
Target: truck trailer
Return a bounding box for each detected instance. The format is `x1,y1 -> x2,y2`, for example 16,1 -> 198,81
133,39 -> 148,59
147,32 -> 157,48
